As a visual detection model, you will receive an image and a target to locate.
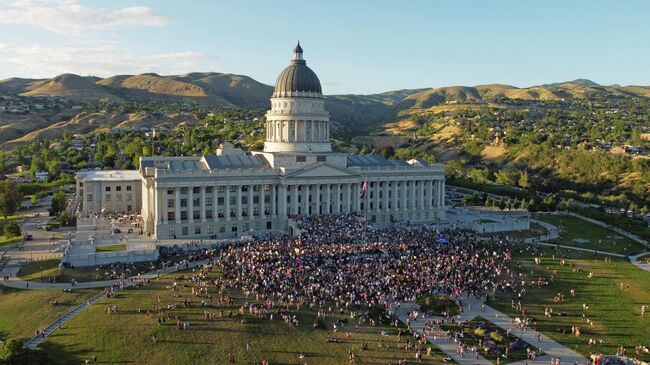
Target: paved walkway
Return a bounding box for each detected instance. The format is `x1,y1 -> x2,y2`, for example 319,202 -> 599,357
396,295 -> 591,365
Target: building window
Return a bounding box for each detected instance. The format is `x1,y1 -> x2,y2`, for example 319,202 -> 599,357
193,210 -> 200,220
182,226 -> 188,236
127,186 -> 132,191
316,156 -> 326,162
266,221 -> 272,230
219,225 -> 226,233
229,186 -> 237,193
167,189 -> 174,195
206,186 -> 213,193
180,199 -> 187,207
194,225 -> 201,235
242,208 -> 248,217
230,197 -> 236,205
181,187 -> 188,194
167,212 -> 175,221
243,223 -> 249,232
169,227 -> 175,237
127,204 -> 132,212
206,210 -> 213,219
207,225 -> 214,234
126,193 -> 133,202
168,199 -> 175,208
230,209 -> 236,218
218,186 -> 225,193
193,187 -> 200,194
181,211 -> 187,220
296,155 -> 306,162
231,225 -> 238,232
105,194 -> 111,201
253,185 -> 260,191
193,197 -> 200,207
206,197 -> 213,206
242,196 -> 248,204
253,208 -> 259,216
218,209 -> 225,218
116,194 -> 121,202
116,186 -> 122,192
105,187 -> 111,192
86,194 -> 93,202
218,197 -> 224,206
242,185 -> 249,192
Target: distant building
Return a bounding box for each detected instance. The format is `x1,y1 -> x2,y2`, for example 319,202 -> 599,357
75,170 -> 143,214
35,171 -> 49,182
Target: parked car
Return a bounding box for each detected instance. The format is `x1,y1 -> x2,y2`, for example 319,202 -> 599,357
23,233 -> 33,241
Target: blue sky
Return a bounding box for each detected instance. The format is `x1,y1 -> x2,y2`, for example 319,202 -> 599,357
0,0 -> 649,94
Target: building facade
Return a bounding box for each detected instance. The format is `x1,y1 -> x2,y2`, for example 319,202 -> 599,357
75,170 -> 143,215
76,44 -> 446,239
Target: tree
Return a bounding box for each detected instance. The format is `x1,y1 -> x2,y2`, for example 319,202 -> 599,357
520,198 -> 527,210
518,171 -> 530,188
527,198 -> 538,212
29,156 -> 46,178
379,145 -> 395,159
0,180 -> 21,223
50,190 -> 67,216
0,338 -> 50,364
498,198 -> 506,211
495,170 -> 516,186
46,160 -> 61,177
3,221 -> 21,237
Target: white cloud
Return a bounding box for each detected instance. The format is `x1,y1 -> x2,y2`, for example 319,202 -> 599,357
0,0 -> 170,35
0,42 -> 218,78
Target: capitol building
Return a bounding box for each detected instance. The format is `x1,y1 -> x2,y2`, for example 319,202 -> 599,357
76,43 -> 446,239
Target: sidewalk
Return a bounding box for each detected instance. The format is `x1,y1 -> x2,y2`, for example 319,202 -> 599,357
396,295 -> 591,365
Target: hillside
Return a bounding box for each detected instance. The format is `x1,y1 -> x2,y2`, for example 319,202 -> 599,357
20,74 -> 121,102
2,72 -> 650,147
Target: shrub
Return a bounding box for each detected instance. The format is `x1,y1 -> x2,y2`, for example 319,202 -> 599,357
490,331 -> 505,343
473,328 -> 486,337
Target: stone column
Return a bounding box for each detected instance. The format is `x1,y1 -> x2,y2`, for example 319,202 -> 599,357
278,184 -> 286,218
393,181 -> 399,213
419,179 -> 425,210
188,186 -> 194,223
248,185 -> 254,220
411,181 -> 417,212
374,181 -> 380,212
225,186 -> 231,221
315,184 -> 321,215
200,185 -> 206,223
440,180 -> 445,207
161,188 -> 168,224
325,184 -> 331,214
402,180 -> 407,211
293,185 -> 299,215
175,188 -> 181,224
355,183 -> 361,212
304,184 -> 310,215
384,181 -> 390,212
334,184 -> 341,214
236,185 -> 242,220
212,186 -> 218,222
155,188 -> 162,224
294,121 -> 298,141
345,183 -> 351,213
260,184 -> 266,219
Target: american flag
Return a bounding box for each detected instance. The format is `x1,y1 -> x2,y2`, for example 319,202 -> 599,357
360,179 -> 368,198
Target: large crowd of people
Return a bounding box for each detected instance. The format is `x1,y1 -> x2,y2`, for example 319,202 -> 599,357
217,213 -> 512,310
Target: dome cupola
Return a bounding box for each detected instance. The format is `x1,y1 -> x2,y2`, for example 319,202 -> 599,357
273,42 -> 322,97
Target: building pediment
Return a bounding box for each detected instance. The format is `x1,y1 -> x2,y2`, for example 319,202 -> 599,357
284,163 -> 361,179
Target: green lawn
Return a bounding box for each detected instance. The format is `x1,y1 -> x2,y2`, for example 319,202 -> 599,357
416,295 -> 460,316
17,259 -> 153,283
40,267 -> 454,365
489,246 -> 650,362
0,234 -> 22,247
537,214 -> 648,255
95,244 -> 127,252
0,287 -> 99,341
